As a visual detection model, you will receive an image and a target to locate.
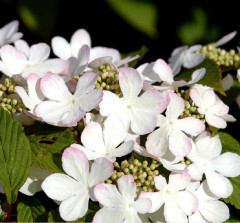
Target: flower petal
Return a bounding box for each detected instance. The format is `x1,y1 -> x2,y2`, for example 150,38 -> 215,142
59,192 -> 89,221
119,67 -> 143,102
134,197 -> 152,214
41,173 -> 82,201
169,172 -> 191,191
177,191 -> 198,215
29,43 -> 50,64
51,36 -> 72,59
88,157 -> 114,188
139,191 -> 163,213
117,175 -> 136,201
109,141 -> 133,161
90,46 -> 121,62
166,93 -> 184,120
211,152 -> 240,177
205,169 -> 233,198
93,207 -> 125,223
94,183 -> 123,207
75,72 -> 98,95
70,144 -> 99,160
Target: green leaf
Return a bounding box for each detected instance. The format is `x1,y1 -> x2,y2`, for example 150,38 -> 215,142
177,58 -> 225,95
17,198 -> 47,222
106,0 -> 158,38
224,176 -> 240,209
219,132 -> 240,154
0,108 -> 31,203
17,0 -> 58,40
122,45 -> 148,68
219,132 -> 240,209
28,125 -> 76,173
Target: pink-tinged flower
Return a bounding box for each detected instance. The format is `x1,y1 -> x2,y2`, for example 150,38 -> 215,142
137,58 -> 174,84
188,180 -> 230,223
168,45 -> 205,75
140,172 -> 198,223
99,67 -> 169,135
0,20 -> 23,47
93,174 -> 152,223
0,40 -> 67,78
42,147 -> 113,222
190,84 -> 236,128
187,135 -> 240,198
71,115 -> 134,162
35,72 -> 102,127
214,31 -> 237,47
146,92 -> 205,158
15,73 -> 44,114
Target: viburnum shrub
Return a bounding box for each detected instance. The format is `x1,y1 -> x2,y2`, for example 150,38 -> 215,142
0,20 -> 240,223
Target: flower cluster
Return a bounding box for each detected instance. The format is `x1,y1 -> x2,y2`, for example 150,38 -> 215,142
0,20 -> 240,223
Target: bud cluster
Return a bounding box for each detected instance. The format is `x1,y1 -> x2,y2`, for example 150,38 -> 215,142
177,88 -> 205,122
0,78 -> 23,113
106,158 -> 160,193
95,64 -> 121,95
198,44 -> 240,68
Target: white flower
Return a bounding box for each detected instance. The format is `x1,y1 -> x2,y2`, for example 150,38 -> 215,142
42,147 -> 113,221
146,92 -> 205,158
0,20 -> 23,47
187,134 -> 240,198
0,40 -> 67,78
188,180 -> 230,223
190,84 -> 236,128
99,67 -> 169,135
139,172 -> 199,223
35,72 -> 102,127
93,174 -> 152,223
15,73 -> 45,114
168,45 -> 205,75
71,115 -> 134,162
19,167 -> 51,196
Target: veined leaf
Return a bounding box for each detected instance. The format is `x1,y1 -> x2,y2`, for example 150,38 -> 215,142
17,198 -> 47,222
0,108 -> 31,203
177,58 -> 225,95
27,125 -> 76,173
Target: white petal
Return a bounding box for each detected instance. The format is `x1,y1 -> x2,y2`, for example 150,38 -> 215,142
62,147 -> 89,185
214,31 -> 237,47
139,191 -> 163,213
199,200 -> 229,222
195,135 -> 222,160
88,157 -> 114,188
117,175 -> 136,201
166,93 -> 184,120
41,58 -> 68,74
119,67 -> 143,102
14,39 -> 30,57
187,163 -> 203,181
177,191 -> 198,215
29,43 -> 50,64
205,169 -> 233,198
146,128 -> 168,157
176,117 -> 205,136
164,200 -> 188,223
183,52 -> 205,68
169,172 -> 191,191
94,183 -> 123,207
154,175 -> 167,190
75,71 -> 98,95
0,45 -> 26,75
41,173 -> 82,201
211,152 -> 240,177
70,29 -> 91,57
169,129 -> 192,158
109,141 -> 134,161
93,207 -> 125,223
222,74 -> 234,91
153,59 -> 174,84
103,115 -> 128,150
70,144 -> 99,160
59,192 -> 89,221
40,74 -> 72,101
81,122 -> 106,154
137,62 -> 160,82
205,113 -> 227,129
90,46 -> 121,62
51,36 -> 72,59
134,197 -> 152,214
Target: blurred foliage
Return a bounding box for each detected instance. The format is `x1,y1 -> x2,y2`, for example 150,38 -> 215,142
106,0 -> 158,38
177,6 -> 220,45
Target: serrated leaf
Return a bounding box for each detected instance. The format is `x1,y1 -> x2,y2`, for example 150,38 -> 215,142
0,108 -> 31,203
28,126 -> 76,173
219,132 -> 240,154
106,0 -> 158,38
177,58 -> 225,95
122,45 -> 148,68
17,198 -> 47,222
